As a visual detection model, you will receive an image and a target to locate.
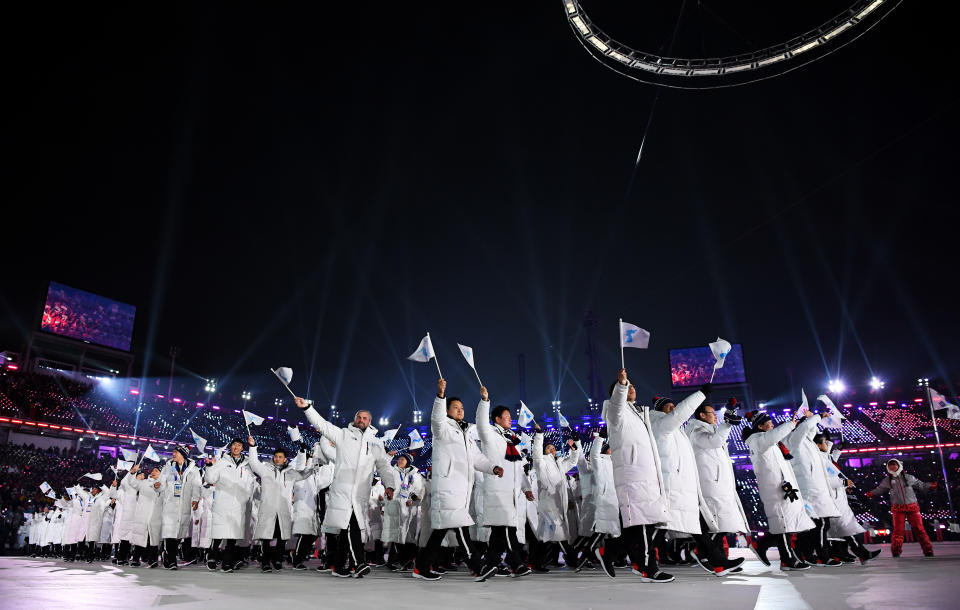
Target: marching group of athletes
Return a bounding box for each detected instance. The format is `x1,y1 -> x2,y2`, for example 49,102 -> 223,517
23,368 -> 941,582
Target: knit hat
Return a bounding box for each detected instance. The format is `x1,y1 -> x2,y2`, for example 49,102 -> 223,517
397,453 -> 414,467
173,446 -> 190,460
653,396 -> 675,411
746,410 -> 772,429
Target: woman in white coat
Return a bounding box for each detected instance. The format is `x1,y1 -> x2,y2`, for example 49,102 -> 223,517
295,397 -> 397,578
191,484 -> 214,560
413,379 -> 501,581
784,412 -> 840,566
203,438 -> 255,573
291,440 -> 336,569
127,465 -> 164,568
601,369 -> 673,583
159,447 -> 203,569
531,425 -> 579,570
114,470 -> 140,565
382,453 -> 425,571
474,392 -> 534,580
743,409 -> 814,571
816,435 -> 881,564
245,439 -> 310,572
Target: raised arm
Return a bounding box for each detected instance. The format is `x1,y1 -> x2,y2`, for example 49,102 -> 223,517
203,459 -> 222,485
318,439 -> 337,465
589,433 -> 604,464
297,401 -> 344,442
748,419 -> 796,455
652,390 -> 705,437
866,477 -> 891,498
475,389 -> 494,448
690,421 -> 733,450
603,370 -> 630,429
558,441 -> 580,474
246,444 -> 268,478
532,431 -> 545,462
431,381 -> 451,440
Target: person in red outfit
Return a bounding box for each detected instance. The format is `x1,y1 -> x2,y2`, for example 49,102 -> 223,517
865,459 -> 937,557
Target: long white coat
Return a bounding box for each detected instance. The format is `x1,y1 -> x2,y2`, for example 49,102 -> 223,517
532,433 -> 579,542
191,485 -> 214,548
823,449 -> 864,538
687,418 -> 749,533
650,390 -> 706,535
576,443 -> 597,535
113,478 -> 138,544
475,400 -> 531,532
746,420 -> 815,535
159,460 -> 203,539
429,396 -> 496,530
247,446 -> 311,540
602,381 -> 669,528
128,476 -> 164,547
98,503 -> 116,544
203,454 -> 255,540
302,407 -> 397,542
784,415 -> 840,519
590,439 -> 621,536
381,465 -> 425,544
525,469 -> 539,533
80,488 -> 113,542
293,442 -> 336,536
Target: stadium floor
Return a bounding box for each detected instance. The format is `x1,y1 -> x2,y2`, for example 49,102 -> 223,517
2,542 -> 957,609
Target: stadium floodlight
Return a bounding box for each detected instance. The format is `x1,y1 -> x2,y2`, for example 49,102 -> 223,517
869,376 -> 885,391
827,379 -> 846,394
758,402 -> 767,409
379,417 -> 389,427
204,379 -> 217,394
917,378 -> 930,387
274,398 -> 283,406
241,390 -> 252,401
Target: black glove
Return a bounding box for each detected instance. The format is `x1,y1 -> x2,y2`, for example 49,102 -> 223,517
568,429 -> 580,442
700,383 -> 714,396
723,410 -> 742,425
597,427 -> 608,439
298,441 -> 309,453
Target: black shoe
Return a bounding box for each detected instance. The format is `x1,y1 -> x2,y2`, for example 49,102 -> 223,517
511,565 -> 533,578
354,563 -> 371,578
332,567 -> 353,578
206,560 -> 218,571
163,562 -> 178,570
433,566 -> 447,575
497,564 -> 512,576
529,564 -> 550,573
181,557 -> 198,567
816,558 -> 843,567
860,549 -> 881,565
690,548 -> 714,574
835,553 -> 858,564
924,551 -> 935,557
220,564 -> 234,573
714,557 -> 745,577
594,546 -> 616,579
315,562 -> 332,573
412,568 -> 442,581
261,564 -> 273,573
474,564 -> 498,582
292,563 -> 307,571
272,561 -> 283,571
386,563 -> 399,572
147,560 -> 159,569
749,538 -> 771,567
631,566 -> 675,583
780,558 -> 811,571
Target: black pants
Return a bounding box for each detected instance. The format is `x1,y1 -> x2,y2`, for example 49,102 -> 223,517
484,525 -> 524,570
622,524 -> 663,573
798,517 -> 829,561
335,512 -> 365,571
211,538 -> 238,567
389,541 -> 417,565
524,522 -> 540,564
691,515 -> 729,566
260,518 -> 286,567
133,544 -> 158,564
416,526 -> 481,574
293,534 -> 317,565
117,540 -> 131,562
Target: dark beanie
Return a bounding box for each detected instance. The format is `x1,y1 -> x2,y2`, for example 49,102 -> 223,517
653,396 -> 674,411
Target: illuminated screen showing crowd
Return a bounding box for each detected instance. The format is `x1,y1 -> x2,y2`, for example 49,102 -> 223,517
669,344 -> 747,388
40,282 -> 136,352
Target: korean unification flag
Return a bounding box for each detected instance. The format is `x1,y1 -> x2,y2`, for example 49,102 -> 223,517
116,459 -> 134,471
66,486 -> 77,499
795,389 -> 809,420
272,367 -> 293,386
243,410 -> 265,426
142,444 -> 161,463
519,432 -> 532,451
190,428 -> 208,453
82,472 -> 103,481
45,490 -> 56,499
709,337 -> 732,370
557,409 -> 571,429
407,335 -> 436,363
930,388 -> 960,420
214,444 -> 228,459
620,321 -> 651,349
39,481 -> 53,495
408,429 -> 424,450
519,401 -> 535,428
120,448 -> 138,462
457,344 -> 476,369
817,394 -> 846,429
287,426 -> 302,443
292,450 -> 307,470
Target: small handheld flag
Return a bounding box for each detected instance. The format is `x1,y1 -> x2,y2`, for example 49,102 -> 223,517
618,319 -> 650,368
120,448 -> 138,462
270,367 -> 297,399
243,410 -> 265,426
39,482 -> 52,495
708,337 -> 732,382
519,401 -> 535,428
408,429 -> 424,450
142,444 -> 161,463
81,472 -> 103,481
457,343 -> 483,387
408,333 -> 444,379
557,408 -> 570,429
287,426 -> 302,443
795,389 -> 809,421
817,394 -> 846,429
190,428 -> 208,454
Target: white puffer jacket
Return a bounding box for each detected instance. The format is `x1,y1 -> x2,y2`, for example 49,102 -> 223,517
687,418 -> 749,533
589,437 -> 621,536
247,446 -> 311,540
159,459 -> 203,539
602,381 -> 668,528
746,420 -> 815,535
532,433 -> 579,542
382,465 -> 425,544
650,391 -> 707,535
784,415 -> 840,519
204,454 -> 255,541
823,447 -> 864,538
475,400 -> 530,531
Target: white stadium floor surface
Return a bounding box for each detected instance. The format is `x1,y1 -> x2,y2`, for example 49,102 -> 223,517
2,542 -> 958,610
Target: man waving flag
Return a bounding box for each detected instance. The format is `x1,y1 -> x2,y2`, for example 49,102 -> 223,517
619,319 -> 650,367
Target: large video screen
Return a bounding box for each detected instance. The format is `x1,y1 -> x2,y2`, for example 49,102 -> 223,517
669,344 -> 746,388
40,282 -> 136,351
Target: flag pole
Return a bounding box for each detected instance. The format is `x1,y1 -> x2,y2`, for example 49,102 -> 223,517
618,319 -> 625,369
427,332 -> 443,379
270,369 -> 299,399
709,368 -> 717,383
928,387 -> 956,518
473,368 -> 483,388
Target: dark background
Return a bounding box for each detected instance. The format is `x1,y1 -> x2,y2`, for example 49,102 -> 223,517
2,2 -> 957,421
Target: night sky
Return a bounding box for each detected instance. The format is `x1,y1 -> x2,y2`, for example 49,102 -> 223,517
3,2 -> 958,421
